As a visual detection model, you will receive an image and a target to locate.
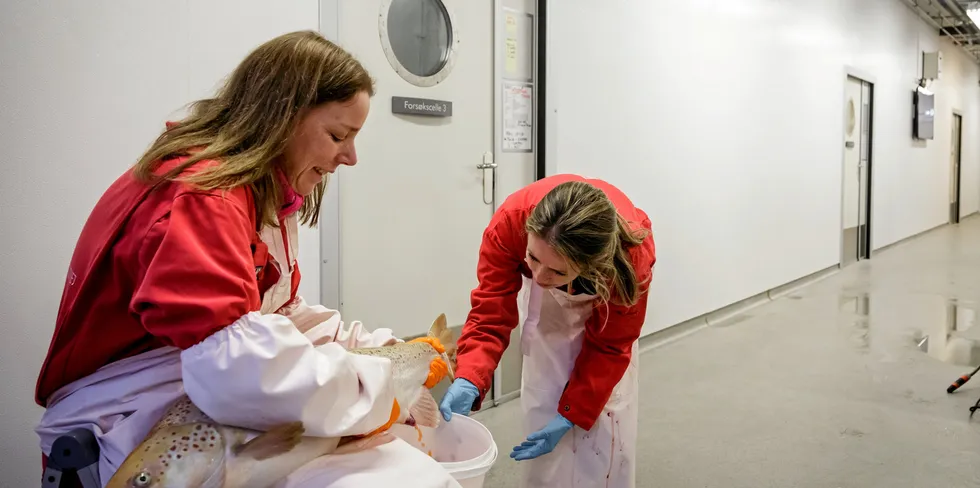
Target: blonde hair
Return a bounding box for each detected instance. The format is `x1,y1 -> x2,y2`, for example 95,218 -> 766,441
133,30 -> 374,228
526,181 -> 650,306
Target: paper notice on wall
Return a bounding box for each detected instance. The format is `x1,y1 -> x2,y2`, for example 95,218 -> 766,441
502,81 -> 533,152
505,38 -> 518,75
504,13 -> 518,76
502,10 -> 532,80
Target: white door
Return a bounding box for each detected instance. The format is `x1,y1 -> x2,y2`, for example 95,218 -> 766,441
856,80 -> 871,259
841,76 -> 863,266
950,113 -> 962,224
334,0 -> 495,338
842,76 -> 871,265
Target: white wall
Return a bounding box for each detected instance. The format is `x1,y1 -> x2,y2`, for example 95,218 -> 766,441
933,38 -> 980,218
547,0 -> 980,335
0,1 -> 319,485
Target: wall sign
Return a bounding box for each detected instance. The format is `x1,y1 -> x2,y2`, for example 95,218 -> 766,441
503,9 -> 534,82
391,96 -> 453,117
502,81 -> 533,152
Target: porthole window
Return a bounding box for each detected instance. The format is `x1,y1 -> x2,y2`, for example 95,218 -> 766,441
380,0 -> 459,87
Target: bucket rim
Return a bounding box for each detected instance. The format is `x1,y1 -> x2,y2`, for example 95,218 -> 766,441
435,413 -> 499,478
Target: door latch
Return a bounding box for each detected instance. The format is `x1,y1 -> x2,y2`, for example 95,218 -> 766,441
478,152 -> 496,205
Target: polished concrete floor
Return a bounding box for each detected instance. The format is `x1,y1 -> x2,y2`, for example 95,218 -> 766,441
472,218 -> 980,487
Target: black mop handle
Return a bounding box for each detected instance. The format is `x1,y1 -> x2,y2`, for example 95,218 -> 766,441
947,364 -> 980,393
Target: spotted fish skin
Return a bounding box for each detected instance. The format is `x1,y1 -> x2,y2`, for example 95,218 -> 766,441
151,397 -> 212,433
106,314 -> 456,488
105,400 -> 229,488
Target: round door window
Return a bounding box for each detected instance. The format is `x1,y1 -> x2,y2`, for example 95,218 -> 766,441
380,0 -> 459,87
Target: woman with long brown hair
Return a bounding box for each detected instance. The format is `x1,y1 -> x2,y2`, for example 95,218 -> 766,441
34,31 -> 458,487
440,175 -> 656,487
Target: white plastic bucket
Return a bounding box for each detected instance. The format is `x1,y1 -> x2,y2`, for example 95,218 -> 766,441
390,414 -> 498,488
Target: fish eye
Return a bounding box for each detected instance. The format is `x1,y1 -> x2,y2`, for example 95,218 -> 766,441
132,471 -> 153,487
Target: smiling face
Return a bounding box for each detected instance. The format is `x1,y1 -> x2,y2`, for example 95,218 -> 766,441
526,232 -> 581,289
281,90 -> 371,196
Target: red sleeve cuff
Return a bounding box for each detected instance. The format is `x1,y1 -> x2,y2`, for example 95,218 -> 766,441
453,366 -> 493,411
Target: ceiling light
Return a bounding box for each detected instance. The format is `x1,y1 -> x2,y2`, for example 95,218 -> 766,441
968,8 -> 980,26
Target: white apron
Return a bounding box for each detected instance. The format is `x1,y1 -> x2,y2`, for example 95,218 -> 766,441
36,216 -> 459,488
518,277 -> 639,488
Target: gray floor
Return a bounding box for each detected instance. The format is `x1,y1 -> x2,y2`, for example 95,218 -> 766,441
472,218 -> 980,488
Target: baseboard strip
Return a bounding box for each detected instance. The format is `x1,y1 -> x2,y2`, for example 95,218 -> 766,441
638,265 -> 839,355
873,221 -> 947,255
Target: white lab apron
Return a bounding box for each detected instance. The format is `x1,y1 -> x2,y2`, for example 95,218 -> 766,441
36,216 -> 459,488
518,277 -> 639,488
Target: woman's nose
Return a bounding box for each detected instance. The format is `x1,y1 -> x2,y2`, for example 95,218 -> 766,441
342,145 -> 358,166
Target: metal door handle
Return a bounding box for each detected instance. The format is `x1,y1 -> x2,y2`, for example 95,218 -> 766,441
479,152 -> 495,205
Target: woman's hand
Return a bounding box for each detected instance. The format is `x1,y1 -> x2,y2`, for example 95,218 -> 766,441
510,414 -> 574,461
438,378 -> 480,421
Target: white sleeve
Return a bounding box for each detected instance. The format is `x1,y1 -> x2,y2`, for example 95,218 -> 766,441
283,296 -> 401,349
180,311 -> 395,438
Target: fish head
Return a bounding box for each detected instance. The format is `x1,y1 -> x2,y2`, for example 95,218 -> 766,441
106,423 -> 226,488
393,313 -> 459,427
347,313 -> 459,429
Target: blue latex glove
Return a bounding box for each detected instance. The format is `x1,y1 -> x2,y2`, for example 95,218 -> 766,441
510,414 -> 574,461
439,378 -> 480,421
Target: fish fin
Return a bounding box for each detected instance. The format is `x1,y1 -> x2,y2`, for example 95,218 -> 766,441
427,313 -> 450,343
428,313 -> 457,380
232,422 -> 305,461
410,387 -> 441,428
334,433 -> 396,455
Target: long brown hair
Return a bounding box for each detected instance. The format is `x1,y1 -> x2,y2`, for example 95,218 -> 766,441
133,30 -> 374,227
526,181 -> 650,306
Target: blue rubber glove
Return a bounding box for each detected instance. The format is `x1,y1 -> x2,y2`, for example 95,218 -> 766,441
510,414 -> 574,461
439,378 -> 480,421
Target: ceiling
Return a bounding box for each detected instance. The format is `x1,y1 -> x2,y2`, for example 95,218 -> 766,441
902,0 -> 980,63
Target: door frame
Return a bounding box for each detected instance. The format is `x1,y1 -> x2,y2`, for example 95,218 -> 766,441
950,110 -> 964,224
319,0 -> 343,311
318,0 -> 542,410
317,0 -> 504,314
839,67 -> 876,266
535,0 -> 547,180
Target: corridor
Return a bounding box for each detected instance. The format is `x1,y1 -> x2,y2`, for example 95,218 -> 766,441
477,218 -> 980,487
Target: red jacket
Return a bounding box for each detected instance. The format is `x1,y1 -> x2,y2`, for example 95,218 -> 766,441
35,157 -> 298,406
454,174 -> 656,430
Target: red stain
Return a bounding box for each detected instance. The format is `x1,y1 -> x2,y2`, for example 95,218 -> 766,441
606,412 -> 616,488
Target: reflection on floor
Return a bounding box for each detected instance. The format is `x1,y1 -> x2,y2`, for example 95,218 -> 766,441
473,217 -> 980,488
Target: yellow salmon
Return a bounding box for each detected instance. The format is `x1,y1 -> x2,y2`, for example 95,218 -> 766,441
106,313 -> 456,488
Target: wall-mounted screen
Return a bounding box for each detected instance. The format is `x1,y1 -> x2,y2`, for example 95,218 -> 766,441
913,86 -> 935,140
